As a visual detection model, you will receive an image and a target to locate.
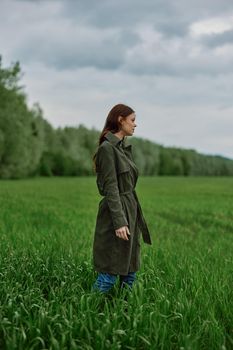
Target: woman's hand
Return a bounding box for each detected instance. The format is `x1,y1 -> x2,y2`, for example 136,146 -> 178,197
115,226 -> 130,241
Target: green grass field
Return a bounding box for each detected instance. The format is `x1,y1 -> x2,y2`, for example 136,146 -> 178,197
0,176 -> 232,350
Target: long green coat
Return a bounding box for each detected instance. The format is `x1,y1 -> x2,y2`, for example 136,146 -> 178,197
92,131 -> 152,276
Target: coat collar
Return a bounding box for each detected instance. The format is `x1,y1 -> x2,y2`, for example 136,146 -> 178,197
105,131 -> 132,149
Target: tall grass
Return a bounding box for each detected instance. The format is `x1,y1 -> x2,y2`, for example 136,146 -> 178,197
0,176 -> 232,349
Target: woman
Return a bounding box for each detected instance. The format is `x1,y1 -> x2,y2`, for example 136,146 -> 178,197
92,103 -> 152,294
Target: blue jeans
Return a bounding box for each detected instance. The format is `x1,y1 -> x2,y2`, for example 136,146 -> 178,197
92,272 -> 136,293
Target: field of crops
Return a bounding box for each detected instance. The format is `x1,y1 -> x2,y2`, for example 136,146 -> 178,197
0,176 -> 232,349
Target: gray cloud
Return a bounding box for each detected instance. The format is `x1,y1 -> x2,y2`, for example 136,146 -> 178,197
16,28 -> 135,70
2,1 -> 141,71
60,0 -> 233,27
2,0 -> 233,76
1,0 -> 233,158
201,29 -> 233,48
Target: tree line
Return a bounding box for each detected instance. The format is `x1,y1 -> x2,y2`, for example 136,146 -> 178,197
0,56 -> 233,179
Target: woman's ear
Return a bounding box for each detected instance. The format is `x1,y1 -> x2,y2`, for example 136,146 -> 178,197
118,115 -> 123,125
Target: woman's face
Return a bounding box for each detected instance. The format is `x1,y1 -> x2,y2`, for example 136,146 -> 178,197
119,113 -> 137,136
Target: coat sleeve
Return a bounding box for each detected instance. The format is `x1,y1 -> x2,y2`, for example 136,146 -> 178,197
96,143 -> 128,230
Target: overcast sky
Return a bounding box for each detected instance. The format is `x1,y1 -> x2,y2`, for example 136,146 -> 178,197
1,0 -> 233,159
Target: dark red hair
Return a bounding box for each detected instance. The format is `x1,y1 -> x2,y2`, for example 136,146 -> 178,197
92,103 -> 135,172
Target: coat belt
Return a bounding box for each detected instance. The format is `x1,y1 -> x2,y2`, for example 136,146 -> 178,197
119,190 -> 152,245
